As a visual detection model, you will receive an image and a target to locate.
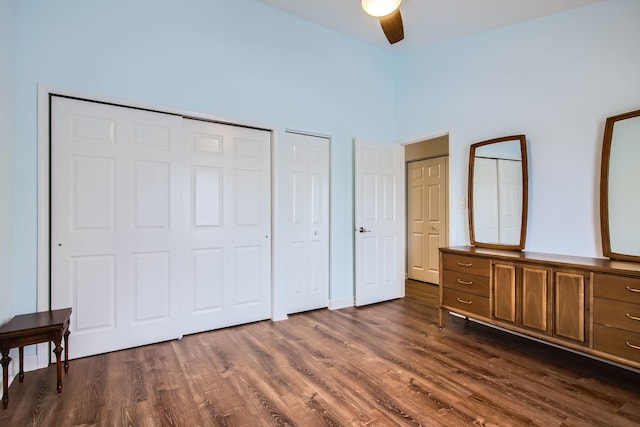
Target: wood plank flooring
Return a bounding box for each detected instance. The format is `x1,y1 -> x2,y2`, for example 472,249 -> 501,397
2,281 -> 640,426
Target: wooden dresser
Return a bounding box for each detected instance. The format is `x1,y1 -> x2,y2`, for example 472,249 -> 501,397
440,246 -> 640,370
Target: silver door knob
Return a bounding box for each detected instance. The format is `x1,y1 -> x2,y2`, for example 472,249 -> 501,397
358,227 -> 371,233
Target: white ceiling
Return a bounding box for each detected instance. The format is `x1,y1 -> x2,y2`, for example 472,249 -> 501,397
252,0 -> 603,50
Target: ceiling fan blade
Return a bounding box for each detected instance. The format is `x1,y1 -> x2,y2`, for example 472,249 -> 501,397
379,8 -> 404,45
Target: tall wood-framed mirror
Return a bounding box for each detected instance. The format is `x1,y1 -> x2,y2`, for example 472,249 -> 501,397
600,108 -> 640,262
468,135 -> 528,250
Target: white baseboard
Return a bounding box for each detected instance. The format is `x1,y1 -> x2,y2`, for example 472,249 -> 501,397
329,297 -> 354,311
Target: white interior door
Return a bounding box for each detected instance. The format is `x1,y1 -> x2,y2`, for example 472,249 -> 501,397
181,119 -> 271,334
407,157 -> 447,284
51,97 -> 184,359
354,139 -> 405,306
286,132 -> 330,314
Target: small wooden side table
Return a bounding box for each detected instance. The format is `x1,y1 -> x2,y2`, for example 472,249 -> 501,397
0,308 -> 72,409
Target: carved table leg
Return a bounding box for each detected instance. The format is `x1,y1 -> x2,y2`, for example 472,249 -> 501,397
18,347 -> 24,383
1,351 -> 11,409
53,341 -> 63,394
63,329 -> 70,373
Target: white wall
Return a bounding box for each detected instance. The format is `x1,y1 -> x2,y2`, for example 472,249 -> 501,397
395,0 -> 640,257
11,0 -> 640,322
1,0 -> 15,325
12,0 -> 395,315
1,0 -> 16,390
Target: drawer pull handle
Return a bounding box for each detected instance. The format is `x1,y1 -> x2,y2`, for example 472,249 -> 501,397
456,298 -> 473,305
625,313 -> 640,322
456,261 -> 473,267
625,341 -> 640,351
625,286 -> 640,293
457,279 -> 473,285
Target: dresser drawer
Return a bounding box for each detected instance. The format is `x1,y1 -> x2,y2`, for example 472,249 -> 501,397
442,253 -> 490,277
442,289 -> 490,318
593,273 -> 640,304
593,297 -> 640,333
442,270 -> 490,297
593,324 -> 640,363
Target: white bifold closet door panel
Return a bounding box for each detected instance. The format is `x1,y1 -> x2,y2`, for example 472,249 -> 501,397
50,97 -> 272,359
51,97 -> 185,359
287,132 -> 330,314
181,119 -> 271,335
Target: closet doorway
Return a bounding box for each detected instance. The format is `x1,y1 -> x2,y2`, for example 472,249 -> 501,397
406,135 -> 449,285
286,131 -> 330,314
49,95 -> 272,359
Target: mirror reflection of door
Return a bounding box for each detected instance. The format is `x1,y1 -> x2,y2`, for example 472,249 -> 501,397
470,137 -> 525,248
473,156 -> 522,243
407,156 -> 448,284
603,111 -> 640,260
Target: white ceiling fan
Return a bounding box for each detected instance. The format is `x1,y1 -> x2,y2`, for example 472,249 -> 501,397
361,0 -> 404,44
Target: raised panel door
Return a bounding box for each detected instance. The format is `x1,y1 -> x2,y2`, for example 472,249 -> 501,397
51,96 -> 183,359
354,139 -> 405,306
521,267 -> 549,332
493,264 -> 516,323
407,157 -> 447,284
554,271 -> 587,343
182,119 -> 271,334
286,132 -> 330,314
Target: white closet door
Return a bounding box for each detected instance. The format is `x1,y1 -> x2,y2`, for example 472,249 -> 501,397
51,96 -> 184,359
51,97 -> 273,358
181,119 -> 271,335
287,132 -> 330,314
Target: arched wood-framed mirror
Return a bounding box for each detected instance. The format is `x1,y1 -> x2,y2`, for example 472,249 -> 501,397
600,108 -> 640,262
468,135 -> 528,250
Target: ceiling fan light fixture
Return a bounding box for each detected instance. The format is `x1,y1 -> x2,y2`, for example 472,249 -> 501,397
361,0 -> 402,17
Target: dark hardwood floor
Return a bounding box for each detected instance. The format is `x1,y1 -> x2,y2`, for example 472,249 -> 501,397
2,281 -> 640,426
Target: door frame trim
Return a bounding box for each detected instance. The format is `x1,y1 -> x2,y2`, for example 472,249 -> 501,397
36,84 -> 278,367
401,131 -> 452,283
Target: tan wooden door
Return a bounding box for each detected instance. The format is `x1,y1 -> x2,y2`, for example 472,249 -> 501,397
407,157 -> 447,284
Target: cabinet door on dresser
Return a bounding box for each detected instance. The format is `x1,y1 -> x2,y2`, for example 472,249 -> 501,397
593,273 -> 640,363
554,270 -> 589,344
493,263 -> 516,323
521,267 -> 550,333
492,263 -> 550,333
